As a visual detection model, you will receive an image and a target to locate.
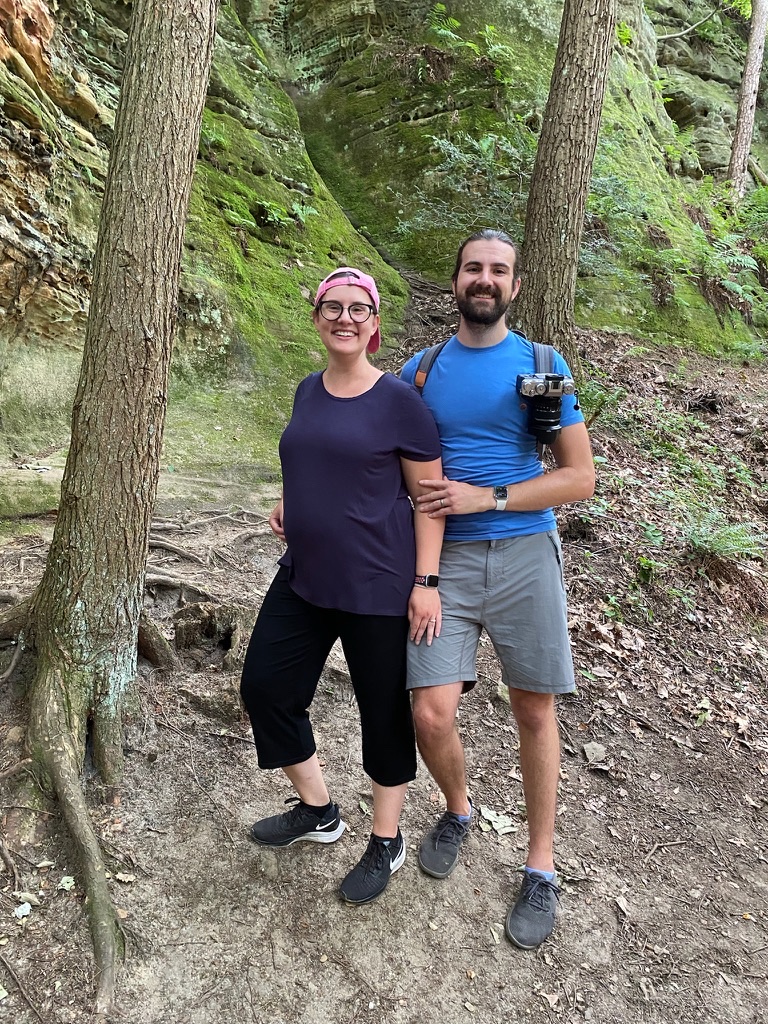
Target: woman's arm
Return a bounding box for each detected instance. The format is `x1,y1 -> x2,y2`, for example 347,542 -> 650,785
401,456 -> 444,645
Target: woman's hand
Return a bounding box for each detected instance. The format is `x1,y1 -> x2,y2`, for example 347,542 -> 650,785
408,586 -> 442,646
269,499 -> 286,540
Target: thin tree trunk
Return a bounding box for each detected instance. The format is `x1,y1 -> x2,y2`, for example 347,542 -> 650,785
728,0 -> 768,200
24,0 -> 219,1011
515,0 -> 617,373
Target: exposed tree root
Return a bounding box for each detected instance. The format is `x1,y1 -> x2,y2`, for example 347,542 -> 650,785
29,670 -> 124,1013
148,535 -> 206,564
0,642 -> 24,683
0,598 -> 30,642
137,611 -> 179,671
0,833 -> 21,890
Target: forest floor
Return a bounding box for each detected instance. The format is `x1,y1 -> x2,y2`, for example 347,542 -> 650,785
1,282 -> 768,1024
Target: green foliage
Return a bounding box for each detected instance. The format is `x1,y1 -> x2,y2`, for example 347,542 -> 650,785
616,22 -> 632,46
681,506 -> 767,562
427,4 -> 464,47
392,128 -> 535,240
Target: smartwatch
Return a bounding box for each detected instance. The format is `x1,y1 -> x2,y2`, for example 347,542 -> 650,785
493,485 -> 508,512
414,574 -> 439,588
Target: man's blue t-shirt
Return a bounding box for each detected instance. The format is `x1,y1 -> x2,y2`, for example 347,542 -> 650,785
278,372 -> 441,615
400,332 -> 584,541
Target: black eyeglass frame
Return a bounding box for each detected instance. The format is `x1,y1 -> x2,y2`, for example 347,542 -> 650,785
316,301 -> 378,323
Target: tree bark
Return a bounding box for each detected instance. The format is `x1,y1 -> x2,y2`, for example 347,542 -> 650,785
22,0 -> 219,1012
728,0 -> 768,200
515,0 -> 617,373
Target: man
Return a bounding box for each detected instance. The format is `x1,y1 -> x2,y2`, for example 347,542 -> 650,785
400,228 -> 595,949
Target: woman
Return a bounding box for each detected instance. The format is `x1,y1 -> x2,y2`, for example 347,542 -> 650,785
240,266 -> 444,905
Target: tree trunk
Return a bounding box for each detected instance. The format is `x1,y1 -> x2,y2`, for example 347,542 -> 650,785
728,0 -> 768,200
515,0 -> 617,373
24,0 -> 219,1011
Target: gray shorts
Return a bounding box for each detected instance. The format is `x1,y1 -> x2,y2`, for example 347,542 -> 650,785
407,531 -> 575,695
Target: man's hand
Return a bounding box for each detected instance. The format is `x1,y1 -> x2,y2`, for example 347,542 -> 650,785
416,477 -> 493,518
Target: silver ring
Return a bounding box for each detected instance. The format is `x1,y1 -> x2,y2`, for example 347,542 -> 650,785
428,618 -> 436,622
440,498 -> 445,507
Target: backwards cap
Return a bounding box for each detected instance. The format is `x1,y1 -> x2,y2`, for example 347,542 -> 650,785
314,267 -> 381,354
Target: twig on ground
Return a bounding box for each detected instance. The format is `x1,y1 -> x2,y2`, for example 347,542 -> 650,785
207,731 -> 252,744
0,951 -> 47,1024
643,838 -> 688,866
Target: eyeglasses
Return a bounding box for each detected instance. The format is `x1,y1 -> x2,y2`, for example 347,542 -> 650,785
317,301 -> 377,323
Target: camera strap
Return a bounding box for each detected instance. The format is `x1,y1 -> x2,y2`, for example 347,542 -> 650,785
410,333 -> 553,394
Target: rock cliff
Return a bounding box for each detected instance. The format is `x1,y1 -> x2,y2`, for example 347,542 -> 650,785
0,0 -> 764,498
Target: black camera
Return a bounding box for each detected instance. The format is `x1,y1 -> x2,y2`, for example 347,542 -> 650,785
516,373 -> 576,445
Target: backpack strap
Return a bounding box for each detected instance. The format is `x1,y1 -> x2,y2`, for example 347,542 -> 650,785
413,340 -> 448,394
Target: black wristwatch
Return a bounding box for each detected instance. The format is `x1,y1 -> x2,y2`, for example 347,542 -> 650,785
493,485 -> 508,512
414,574 -> 439,588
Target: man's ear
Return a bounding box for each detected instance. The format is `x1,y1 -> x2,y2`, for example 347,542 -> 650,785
511,277 -> 522,301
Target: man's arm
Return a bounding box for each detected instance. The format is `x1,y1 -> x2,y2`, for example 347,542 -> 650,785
416,422 -> 595,517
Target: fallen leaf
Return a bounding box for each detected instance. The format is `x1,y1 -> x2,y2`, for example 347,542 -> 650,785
58,876 -> 75,892
13,903 -> 31,919
478,805 -> 516,835
489,923 -> 502,945
115,872 -> 136,884
583,742 -> 607,764
615,895 -> 630,917
428,920 -> 438,930
541,992 -> 559,1009
13,892 -> 41,906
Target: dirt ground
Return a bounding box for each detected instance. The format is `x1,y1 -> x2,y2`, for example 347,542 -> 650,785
1,308 -> 768,1024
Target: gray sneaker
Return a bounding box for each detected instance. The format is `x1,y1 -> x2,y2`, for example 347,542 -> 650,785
504,871 -> 561,949
418,806 -> 473,878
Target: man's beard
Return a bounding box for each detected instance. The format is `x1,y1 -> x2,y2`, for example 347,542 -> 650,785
455,288 -> 510,325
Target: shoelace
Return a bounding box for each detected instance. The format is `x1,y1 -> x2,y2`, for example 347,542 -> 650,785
359,836 -> 391,875
432,814 -> 469,847
521,873 -> 561,912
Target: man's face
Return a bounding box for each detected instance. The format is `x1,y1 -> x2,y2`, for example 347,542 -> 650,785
453,239 -> 520,326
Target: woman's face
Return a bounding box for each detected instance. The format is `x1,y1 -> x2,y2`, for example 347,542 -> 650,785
313,284 -> 380,357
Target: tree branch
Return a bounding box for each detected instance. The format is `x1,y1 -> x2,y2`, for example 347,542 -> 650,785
656,2 -> 724,42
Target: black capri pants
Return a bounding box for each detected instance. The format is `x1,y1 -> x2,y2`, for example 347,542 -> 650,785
240,567 -> 416,787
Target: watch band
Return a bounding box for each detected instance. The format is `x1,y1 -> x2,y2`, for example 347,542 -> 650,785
414,574 -> 439,588
495,497 -> 507,511
493,485 -> 508,512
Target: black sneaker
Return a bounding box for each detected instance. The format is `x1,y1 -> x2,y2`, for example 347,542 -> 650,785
417,804 -> 473,879
339,830 -> 406,904
249,798 -> 346,847
504,871 -> 561,949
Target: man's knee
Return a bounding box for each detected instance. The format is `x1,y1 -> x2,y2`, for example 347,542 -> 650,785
509,688 -> 556,732
412,686 -> 461,742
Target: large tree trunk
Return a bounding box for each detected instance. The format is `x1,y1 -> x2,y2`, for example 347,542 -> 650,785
515,0 -> 617,372
728,0 -> 768,200
23,0 -> 219,1012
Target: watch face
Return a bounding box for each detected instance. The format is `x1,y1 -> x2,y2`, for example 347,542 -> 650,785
493,486 -> 508,500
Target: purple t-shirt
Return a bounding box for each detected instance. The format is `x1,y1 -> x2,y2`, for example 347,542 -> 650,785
278,372 -> 441,615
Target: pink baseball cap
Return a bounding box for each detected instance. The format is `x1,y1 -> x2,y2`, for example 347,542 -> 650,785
314,266 -> 381,354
